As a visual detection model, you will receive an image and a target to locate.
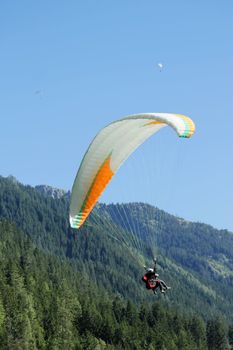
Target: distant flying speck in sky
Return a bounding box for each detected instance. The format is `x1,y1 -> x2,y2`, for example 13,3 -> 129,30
34,90 -> 43,97
157,63 -> 164,72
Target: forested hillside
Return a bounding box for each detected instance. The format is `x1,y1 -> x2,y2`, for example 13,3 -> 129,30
1,176 -> 233,321
0,220 -> 233,349
1,175 -> 233,349
103,203 -> 233,317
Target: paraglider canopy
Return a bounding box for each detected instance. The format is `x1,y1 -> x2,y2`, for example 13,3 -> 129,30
69,113 -> 195,229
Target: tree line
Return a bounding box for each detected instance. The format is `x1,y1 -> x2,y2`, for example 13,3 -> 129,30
0,220 -> 233,349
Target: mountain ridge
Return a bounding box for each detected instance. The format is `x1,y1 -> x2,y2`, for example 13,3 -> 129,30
1,175 -> 233,323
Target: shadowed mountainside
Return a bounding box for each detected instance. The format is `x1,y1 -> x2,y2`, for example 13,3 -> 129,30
1,175 -> 233,323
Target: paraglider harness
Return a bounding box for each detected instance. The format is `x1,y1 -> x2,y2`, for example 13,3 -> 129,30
142,259 -> 159,290
142,272 -> 160,290
142,258 -> 170,294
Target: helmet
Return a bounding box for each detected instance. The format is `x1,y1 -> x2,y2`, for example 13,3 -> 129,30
155,273 -> 159,278
147,268 -> 154,273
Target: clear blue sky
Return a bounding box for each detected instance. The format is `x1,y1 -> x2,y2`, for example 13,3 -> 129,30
1,1 -> 233,230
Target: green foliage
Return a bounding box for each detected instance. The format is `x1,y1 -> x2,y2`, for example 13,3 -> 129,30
102,202 -> 233,321
0,220 -> 232,349
1,176 -> 233,323
228,325 -> 233,349
206,319 -> 229,350
1,176 -> 233,348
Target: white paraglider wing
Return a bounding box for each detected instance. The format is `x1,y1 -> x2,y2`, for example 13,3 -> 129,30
69,113 -> 195,229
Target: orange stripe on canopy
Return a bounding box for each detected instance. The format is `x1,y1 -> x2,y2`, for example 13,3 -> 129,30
143,121 -> 163,127
79,155 -> 114,227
